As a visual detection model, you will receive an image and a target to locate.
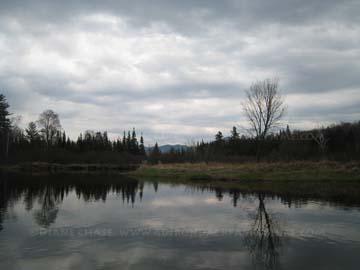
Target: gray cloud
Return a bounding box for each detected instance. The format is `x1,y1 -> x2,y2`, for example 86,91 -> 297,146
0,0 -> 359,144
1,1 -> 359,32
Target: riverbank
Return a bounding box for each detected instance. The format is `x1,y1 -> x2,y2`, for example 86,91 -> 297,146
2,161 -> 360,204
129,161 -> 360,205
0,162 -> 139,173
130,161 -> 360,181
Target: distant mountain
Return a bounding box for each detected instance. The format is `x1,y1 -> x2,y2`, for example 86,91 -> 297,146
146,144 -> 188,153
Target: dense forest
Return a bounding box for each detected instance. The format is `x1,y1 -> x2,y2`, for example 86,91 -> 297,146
1,92 -> 359,165
150,123 -> 360,163
0,94 -> 146,164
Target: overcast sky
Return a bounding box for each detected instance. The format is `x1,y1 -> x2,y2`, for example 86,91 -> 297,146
1,0 -> 359,145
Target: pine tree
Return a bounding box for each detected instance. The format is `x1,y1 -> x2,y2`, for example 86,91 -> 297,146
103,131 -> 110,151
215,131 -> 224,142
115,139 -> 122,152
77,133 -> 83,151
149,142 -> 161,164
66,137 -> 71,149
132,128 -> 136,141
286,125 -> 291,139
139,135 -> 145,155
0,94 -> 11,131
130,128 -> 139,154
0,94 -> 11,157
230,126 -> 239,140
154,142 -> 160,153
122,131 -> 126,150
126,131 -> 131,152
62,131 -> 66,147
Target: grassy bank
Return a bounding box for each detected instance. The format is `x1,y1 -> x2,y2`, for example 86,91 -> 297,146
2,161 -> 360,204
129,161 -> 360,205
131,161 -> 360,181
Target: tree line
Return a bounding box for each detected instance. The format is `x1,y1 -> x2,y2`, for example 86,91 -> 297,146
148,79 -> 359,163
2,77 -> 359,164
151,122 -> 360,164
0,94 -> 145,164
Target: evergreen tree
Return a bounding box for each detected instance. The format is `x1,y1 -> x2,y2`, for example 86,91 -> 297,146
230,126 -> 239,140
130,128 -> 139,154
122,131 -> 127,150
149,142 -> 161,164
0,94 -> 11,157
153,142 -> 160,154
285,125 -> 291,138
66,137 -> 71,149
0,94 -> 11,131
139,135 -> 145,155
103,131 -> 110,150
215,131 -> 224,142
115,139 -> 123,152
126,131 -> 131,151
62,131 -> 66,147
132,128 -> 136,141
77,133 -> 83,151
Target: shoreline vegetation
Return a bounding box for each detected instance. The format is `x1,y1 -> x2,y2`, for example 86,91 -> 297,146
0,162 -> 140,173
1,82 -> 360,204
2,161 -> 360,205
131,161 -> 360,182
3,160 -> 360,180
129,162 -> 360,205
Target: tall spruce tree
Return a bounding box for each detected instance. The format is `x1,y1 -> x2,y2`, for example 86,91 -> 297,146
130,128 -> 139,154
230,126 -> 240,140
126,131 -> 131,152
0,94 -> 11,157
149,142 -> 161,164
62,131 -> 66,147
139,135 -> 145,155
122,131 -> 126,150
0,94 -> 10,131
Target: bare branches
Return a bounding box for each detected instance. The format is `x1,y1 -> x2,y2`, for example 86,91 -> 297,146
311,129 -> 328,155
37,110 -> 62,147
243,78 -> 286,139
244,193 -> 283,270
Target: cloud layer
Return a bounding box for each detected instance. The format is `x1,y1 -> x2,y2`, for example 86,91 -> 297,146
1,0 -> 359,144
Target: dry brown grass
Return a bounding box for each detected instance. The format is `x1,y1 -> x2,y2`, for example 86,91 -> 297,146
141,161 -> 360,172
133,161 -> 360,182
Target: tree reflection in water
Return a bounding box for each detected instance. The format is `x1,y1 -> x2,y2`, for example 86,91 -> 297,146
0,173 -> 143,229
2,172 -> 352,270
183,185 -> 284,269
33,186 -> 62,228
244,193 -> 283,270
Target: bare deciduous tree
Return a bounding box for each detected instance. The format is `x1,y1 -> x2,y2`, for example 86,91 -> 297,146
243,78 -> 286,161
243,78 -> 286,139
10,115 -> 24,142
311,129 -> 328,157
37,110 -> 61,147
25,121 -> 40,143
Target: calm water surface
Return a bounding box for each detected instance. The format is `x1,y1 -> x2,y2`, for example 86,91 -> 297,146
1,173 -> 360,270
